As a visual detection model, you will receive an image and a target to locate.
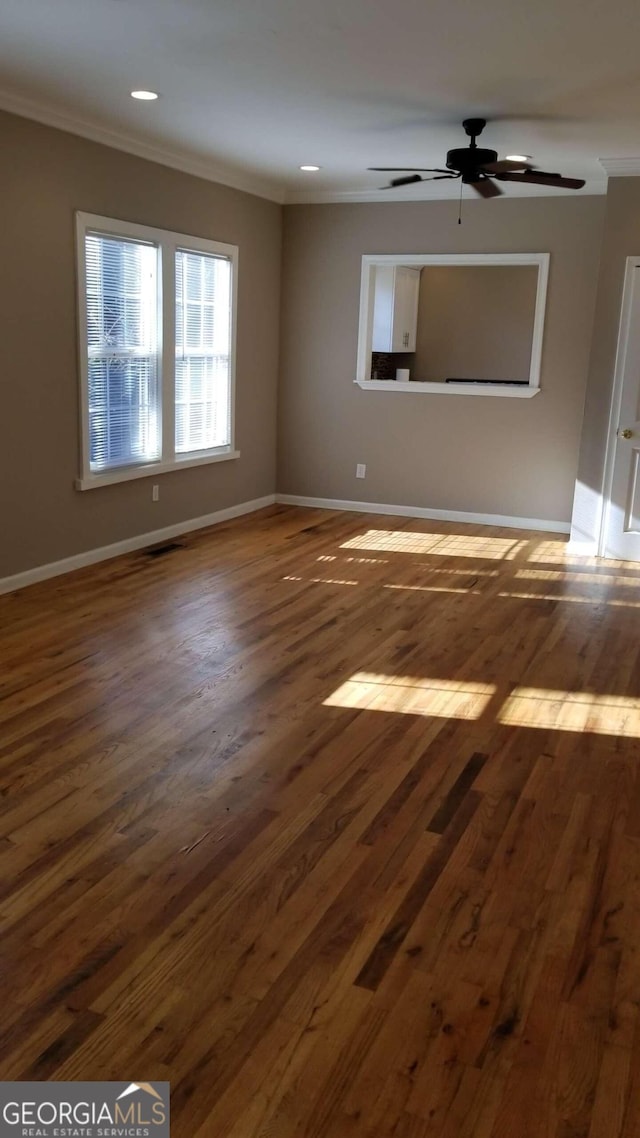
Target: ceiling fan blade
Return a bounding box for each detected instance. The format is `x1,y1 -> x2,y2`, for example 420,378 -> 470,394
468,177 -> 503,198
369,167 -> 451,173
388,174 -> 423,187
480,159 -> 533,174
383,173 -> 458,188
495,171 -> 585,189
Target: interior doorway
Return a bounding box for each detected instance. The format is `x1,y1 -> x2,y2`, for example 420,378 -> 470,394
601,256 -> 640,560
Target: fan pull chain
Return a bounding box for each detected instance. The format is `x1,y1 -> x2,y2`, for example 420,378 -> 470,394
458,178 -> 463,225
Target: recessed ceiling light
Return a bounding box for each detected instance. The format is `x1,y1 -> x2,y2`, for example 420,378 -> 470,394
505,154 -> 530,163
299,164 -> 321,172
131,90 -> 159,101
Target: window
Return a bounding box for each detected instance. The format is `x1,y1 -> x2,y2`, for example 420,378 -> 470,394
76,213 -> 239,489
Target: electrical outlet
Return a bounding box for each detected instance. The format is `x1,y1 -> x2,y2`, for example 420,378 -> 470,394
152,484 -> 159,502
356,463 -> 366,479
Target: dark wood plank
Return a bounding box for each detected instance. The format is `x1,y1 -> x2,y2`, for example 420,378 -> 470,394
426,751 -> 488,834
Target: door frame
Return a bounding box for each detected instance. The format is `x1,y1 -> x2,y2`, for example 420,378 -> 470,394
598,255 -> 640,557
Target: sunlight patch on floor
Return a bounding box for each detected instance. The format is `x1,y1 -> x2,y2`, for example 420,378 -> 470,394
283,574 -> 359,586
324,672 -> 495,718
515,567 -> 640,587
523,540 -> 572,565
343,555 -> 389,565
317,553 -> 388,566
340,530 -> 447,555
324,671 -> 640,737
384,583 -> 471,595
340,529 -> 531,560
499,688 -> 640,737
419,534 -> 527,560
499,589 -> 640,608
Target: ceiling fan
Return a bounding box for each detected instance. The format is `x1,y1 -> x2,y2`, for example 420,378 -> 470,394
369,118 -> 585,197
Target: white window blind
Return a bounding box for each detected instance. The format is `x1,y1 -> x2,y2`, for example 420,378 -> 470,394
85,232 -> 160,472
175,250 -> 231,454
77,213 -> 238,489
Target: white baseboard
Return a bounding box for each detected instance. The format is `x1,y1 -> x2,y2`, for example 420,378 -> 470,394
275,494 -> 570,535
1,492 -> 571,596
0,495 -> 276,595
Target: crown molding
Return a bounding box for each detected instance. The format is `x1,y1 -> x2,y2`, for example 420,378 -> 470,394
0,88 -> 286,203
284,184 -> 462,204
0,88 -> 614,205
599,157 -> 640,177
284,177 -> 608,204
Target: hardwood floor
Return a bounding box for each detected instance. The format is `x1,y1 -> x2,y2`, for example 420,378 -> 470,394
2,504 -> 640,1136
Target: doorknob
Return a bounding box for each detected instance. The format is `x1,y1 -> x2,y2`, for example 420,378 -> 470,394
619,428 -> 634,439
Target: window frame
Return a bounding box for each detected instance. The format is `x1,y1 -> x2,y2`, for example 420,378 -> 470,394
75,212 -> 240,490
355,252 -> 549,398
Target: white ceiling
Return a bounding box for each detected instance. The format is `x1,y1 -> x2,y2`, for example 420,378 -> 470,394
2,0 -> 640,203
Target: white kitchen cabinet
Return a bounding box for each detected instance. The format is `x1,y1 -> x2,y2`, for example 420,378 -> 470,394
371,266 -> 421,353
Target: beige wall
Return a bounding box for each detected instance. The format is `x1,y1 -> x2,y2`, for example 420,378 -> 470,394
278,196 -> 605,523
0,110 -> 282,578
570,178 -> 640,548
413,265 -> 537,383
0,106 -> 614,577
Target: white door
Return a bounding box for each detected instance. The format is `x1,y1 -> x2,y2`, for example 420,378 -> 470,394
603,260 -> 640,560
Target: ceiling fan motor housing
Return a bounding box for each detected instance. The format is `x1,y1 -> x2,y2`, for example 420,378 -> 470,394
446,147 -> 498,176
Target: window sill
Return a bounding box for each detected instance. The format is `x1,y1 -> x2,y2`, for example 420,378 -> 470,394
75,448 -> 241,490
355,380 -> 540,398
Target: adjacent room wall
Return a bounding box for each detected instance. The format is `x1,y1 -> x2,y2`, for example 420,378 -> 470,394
570,178 -> 640,550
0,109 -> 282,579
413,265 -> 537,384
278,196 -> 605,525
